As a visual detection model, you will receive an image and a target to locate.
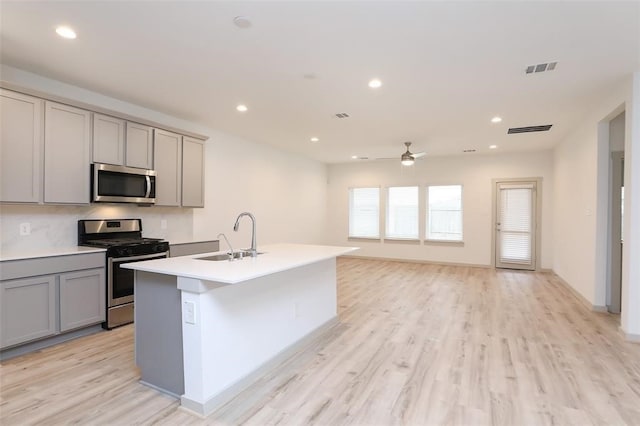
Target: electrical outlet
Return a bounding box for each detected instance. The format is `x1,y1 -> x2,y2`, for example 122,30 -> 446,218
19,223 -> 31,236
161,219 -> 168,230
184,301 -> 196,324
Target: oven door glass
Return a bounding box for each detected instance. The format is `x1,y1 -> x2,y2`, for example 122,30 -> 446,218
109,253 -> 167,307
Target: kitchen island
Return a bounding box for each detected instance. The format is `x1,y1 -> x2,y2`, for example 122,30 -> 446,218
123,243 -> 357,416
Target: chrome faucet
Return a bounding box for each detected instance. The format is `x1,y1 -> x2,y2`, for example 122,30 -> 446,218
217,233 -> 235,261
233,212 -> 257,257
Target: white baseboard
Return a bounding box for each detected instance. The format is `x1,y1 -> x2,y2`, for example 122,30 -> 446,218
180,316 -> 339,417
341,254 -> 490,269
619,327 -> 640,343
550,271 -> 608,312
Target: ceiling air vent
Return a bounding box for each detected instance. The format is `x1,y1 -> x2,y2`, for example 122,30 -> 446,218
508,124 -> 553,134
525,61 -> 557,74
335,112 -> 350,118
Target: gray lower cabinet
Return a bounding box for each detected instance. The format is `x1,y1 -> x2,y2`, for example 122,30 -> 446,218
0,252 -> 106,350
0,275 -> 56,348
59,268 -> 105,332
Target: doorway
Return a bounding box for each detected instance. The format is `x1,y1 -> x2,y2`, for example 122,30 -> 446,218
606,109 -> 626,314
608,152 -> 624,313
495,180 -> 538,270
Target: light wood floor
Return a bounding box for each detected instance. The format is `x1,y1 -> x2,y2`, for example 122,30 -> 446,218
2,258 -> 640,425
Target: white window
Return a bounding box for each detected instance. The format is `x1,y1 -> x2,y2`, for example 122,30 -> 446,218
427,185 -> 463,241
386,186 -> 419,239
349,187 -> 380,238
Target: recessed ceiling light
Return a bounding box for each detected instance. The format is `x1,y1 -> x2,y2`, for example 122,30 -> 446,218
233,16 -> 252,28
55,26 -> 76,39
489,145 -> 498,149
491,116 -> 502,123
368,79 -> 382,89
236,104 -> 248,112
310,137 -> 319,142
351,155 -> 358,159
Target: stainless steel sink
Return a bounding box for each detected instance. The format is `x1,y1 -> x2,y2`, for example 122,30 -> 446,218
195,251 -> 263,261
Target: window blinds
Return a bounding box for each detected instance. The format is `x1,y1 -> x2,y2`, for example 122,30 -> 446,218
386,186 -> 419,239
349,187 -> 380,238
427,185 -> 463,241
499,184 -> 533,264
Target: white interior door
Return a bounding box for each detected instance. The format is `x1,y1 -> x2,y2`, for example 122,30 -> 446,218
496,182 -> 537,270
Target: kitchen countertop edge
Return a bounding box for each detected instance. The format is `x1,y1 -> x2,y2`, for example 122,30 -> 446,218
0,246 -> 107,262
122,243 -> 358,285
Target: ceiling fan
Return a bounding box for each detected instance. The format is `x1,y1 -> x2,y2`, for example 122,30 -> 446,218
400,142 -> 426,166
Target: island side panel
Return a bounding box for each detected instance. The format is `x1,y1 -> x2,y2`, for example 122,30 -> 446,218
135,270 -> 184,397
180,258 -> 337,413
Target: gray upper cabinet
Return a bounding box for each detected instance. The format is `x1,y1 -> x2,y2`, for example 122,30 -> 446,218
93,114 -> 125,166
0,89 -> 43,203
93,116 -> 153,170
154,129 -> 182,206
126,122 -> 154,169
0,275 -> 57,348
1,88 -> 206,208
182,137 -> 205,208
44,101 -> 91,204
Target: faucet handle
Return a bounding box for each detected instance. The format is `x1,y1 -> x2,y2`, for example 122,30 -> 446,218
217,233 -> 235,261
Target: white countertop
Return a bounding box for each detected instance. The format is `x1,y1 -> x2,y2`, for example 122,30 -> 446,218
122,243 -> 358,284
0,246 -> 106,262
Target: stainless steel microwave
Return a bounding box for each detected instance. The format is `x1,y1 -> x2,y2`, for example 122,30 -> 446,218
91,163 -> 156,204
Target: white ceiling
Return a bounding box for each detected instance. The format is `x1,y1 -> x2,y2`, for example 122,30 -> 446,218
1,1 -> 638,163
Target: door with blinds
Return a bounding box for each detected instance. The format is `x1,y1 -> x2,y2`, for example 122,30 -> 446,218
495,181 -> 537,270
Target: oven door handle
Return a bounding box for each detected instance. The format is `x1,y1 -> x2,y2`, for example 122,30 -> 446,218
145,175 -> 152,198
111,252 -> 168,263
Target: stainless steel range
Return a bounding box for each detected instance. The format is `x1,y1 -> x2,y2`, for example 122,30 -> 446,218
78,219 -> 169,329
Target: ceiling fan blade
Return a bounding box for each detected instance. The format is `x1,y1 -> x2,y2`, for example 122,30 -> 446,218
413,152 -> 427,158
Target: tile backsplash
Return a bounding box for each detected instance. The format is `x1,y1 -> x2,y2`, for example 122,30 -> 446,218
0,204 -> 193,252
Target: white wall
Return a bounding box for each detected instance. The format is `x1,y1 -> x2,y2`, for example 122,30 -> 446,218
621,72 -> 640,338
326,151 -> 554,268
192,130 -> 328,250
0,65 -> 327,253
552,75 -> 637,319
